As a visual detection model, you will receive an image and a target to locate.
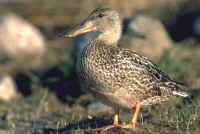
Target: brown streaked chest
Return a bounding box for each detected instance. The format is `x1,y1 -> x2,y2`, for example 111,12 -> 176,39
76,42 -> 118,91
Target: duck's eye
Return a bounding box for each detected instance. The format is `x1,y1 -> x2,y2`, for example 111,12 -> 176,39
98,13 -> 105,18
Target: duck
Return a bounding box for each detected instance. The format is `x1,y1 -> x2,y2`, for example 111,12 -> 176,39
60,7 -> 189,131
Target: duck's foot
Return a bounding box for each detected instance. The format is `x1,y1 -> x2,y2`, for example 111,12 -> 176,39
101,123 -> 135,132
101,102 -> 141,132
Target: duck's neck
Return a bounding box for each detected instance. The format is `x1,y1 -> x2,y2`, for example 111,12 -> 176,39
77,26 -> 122,58
97,27 -> 122,46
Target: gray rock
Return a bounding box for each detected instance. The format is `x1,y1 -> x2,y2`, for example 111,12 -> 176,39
121,15 -> 173,60
0,75 -> 18,101
0,13 -> 46,73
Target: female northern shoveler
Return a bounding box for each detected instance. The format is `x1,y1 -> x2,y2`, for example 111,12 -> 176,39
60,8 -> 189,131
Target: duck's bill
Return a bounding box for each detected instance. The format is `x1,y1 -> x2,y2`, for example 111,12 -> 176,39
59,22 -> 96,38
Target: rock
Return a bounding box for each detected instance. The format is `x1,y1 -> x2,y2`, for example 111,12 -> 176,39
87,102 -> 112,116
0,13 -> 46,73
0,13 -> 46,57
0,75 -> 18,101
120,15 -> 173,60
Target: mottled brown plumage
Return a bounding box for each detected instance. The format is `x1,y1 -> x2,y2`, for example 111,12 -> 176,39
77,39 -> 187,108
60,7 -> 189,131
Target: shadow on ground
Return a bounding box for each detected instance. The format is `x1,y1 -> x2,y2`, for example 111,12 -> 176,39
41,117 -> 114,134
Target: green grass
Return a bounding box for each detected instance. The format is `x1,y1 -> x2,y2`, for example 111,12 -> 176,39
157,49 -> 190,83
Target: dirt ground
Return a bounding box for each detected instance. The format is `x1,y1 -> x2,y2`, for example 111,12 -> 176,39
0,0 -> 200,134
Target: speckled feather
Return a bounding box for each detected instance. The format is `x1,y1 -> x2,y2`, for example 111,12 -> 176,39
65,8 -> 189,111
77,39 -> 188,110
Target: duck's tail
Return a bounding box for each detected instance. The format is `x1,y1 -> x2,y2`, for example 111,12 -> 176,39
159,81 -> 189,97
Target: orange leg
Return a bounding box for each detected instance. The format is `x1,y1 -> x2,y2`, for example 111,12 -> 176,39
102,102 -> 141,132
113,108 -> 119,125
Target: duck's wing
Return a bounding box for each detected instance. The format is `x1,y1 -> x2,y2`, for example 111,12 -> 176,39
109,47 -> 188,98
110,47 -> 170,82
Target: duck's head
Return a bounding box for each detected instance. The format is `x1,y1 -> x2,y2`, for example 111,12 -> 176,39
60,8 -> 122,45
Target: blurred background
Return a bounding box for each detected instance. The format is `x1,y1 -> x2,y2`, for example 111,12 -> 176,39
0,0 -> 200,134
